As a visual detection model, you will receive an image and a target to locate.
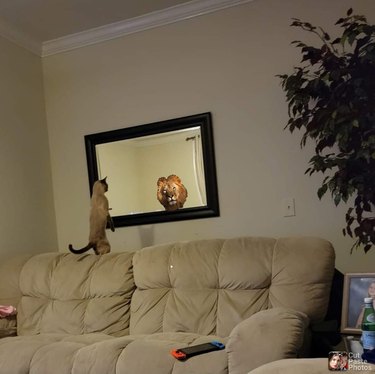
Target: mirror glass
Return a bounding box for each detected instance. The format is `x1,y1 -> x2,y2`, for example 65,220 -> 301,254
85,113 -> 219,227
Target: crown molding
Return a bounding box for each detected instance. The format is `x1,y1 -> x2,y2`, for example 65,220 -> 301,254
42,0 -> 254,57
0,18 -> 41,56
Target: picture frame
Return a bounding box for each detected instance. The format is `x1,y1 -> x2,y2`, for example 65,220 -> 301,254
84,112 -> 220,227
341,273 -> 375,334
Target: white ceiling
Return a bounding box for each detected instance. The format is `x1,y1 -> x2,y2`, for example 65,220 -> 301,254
0,0 -> 252,56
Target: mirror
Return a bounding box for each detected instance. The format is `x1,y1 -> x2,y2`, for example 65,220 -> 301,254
85,112 -> 220,227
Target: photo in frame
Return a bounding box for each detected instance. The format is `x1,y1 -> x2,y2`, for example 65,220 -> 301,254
341,273 -> 375,334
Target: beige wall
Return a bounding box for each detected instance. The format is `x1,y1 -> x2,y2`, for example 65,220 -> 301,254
0,36 -> 58,260
42,0 -> 375,272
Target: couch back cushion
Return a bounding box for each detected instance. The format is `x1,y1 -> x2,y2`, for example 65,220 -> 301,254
130,237 -> 335,337
17,252 -> 134,336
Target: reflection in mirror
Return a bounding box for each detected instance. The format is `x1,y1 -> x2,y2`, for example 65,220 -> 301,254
95,127 -> 206,215
85,113 -> 219,227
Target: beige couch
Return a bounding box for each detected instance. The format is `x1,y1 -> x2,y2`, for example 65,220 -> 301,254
248,358 -> 375,373
0,236 -> 335,374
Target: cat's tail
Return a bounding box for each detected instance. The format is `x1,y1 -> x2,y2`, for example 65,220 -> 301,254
68,243 -> 94,254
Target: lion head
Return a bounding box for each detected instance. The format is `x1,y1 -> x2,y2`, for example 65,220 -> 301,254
157,175 -> 188,211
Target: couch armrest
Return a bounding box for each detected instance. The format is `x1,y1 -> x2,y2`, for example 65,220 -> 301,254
0,316 -> 17,338
0,253 -> 33,338
0,254 -> 33,306
226,307 -> 309,374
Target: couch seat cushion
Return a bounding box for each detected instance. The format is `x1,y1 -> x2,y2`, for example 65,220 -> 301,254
0,332 -> 228,374
75,332 -> 228,374
0,333 -> 113,374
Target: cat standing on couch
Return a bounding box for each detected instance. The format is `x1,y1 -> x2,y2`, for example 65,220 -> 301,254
69,177 -> 115,255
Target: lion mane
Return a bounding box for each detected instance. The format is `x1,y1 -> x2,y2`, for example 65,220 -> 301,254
157,174 -> 188,211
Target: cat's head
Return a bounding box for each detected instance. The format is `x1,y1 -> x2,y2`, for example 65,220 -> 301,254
99,177 -> 108,192
93,177 -> 108,193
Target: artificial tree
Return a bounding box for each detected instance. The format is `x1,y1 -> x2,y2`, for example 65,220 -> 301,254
278,9 -> 375,253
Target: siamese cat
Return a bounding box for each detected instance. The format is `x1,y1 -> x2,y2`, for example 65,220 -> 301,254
69,177 -> 115,255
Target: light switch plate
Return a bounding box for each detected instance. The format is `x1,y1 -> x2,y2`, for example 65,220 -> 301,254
282,198 -> 295,217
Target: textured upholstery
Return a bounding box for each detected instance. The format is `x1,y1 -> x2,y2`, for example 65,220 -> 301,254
0,254 -> 33,308
17,252 -> 135,336
227,308 -> 309,373
247,358 -> 375,373
130,237 -> 334,337
0,236 -> 335,374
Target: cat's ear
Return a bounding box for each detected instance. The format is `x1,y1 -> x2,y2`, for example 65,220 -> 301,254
100,176 -> 107,183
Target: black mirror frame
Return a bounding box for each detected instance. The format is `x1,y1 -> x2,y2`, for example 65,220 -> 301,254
84,112 -> 220,227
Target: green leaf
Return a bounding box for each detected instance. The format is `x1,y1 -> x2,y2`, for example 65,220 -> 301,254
317,184 -> 328,199
340,34 -> 348,46
346,225 -> 353,237
363,201 -> 371,212
348,32 -> 357,45
364,244 -> 372,253
335,18 -> 345,25
334,194 -> 341,206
